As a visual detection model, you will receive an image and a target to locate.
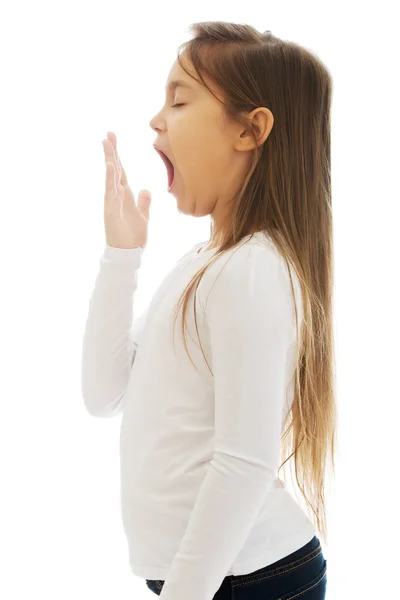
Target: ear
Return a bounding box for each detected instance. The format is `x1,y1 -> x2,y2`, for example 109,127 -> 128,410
237,107 -> 274,150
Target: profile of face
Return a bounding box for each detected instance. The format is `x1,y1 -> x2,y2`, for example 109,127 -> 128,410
149,53 -> 272,222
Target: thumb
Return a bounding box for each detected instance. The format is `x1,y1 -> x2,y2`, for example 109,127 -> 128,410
137,189 -> 152,221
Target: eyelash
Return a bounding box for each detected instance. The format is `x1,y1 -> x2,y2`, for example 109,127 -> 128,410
171,103 -> 185,108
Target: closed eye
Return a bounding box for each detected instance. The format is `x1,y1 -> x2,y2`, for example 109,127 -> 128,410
171,103 -> 185,108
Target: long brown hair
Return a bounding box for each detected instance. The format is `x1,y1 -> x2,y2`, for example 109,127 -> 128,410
171,22 -> 337,545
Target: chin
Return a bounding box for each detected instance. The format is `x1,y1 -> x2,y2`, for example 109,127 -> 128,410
173,190 -> 209,218
176,201 -> 194,216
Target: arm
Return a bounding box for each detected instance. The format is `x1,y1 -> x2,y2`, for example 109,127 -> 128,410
159,245 -> 296,600
81,244 -> 145,418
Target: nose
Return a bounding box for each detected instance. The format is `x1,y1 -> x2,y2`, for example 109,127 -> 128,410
149,113 -> 162,132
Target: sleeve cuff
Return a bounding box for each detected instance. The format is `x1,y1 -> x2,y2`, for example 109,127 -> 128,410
103,244 -> 144,267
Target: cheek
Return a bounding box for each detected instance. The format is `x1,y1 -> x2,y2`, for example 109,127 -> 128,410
172,112 -> 228,178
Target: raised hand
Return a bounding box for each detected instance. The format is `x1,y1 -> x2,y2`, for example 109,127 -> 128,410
102,131 -> 152,249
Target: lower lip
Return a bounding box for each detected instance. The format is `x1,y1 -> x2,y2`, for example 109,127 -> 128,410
168,174 -> 176,192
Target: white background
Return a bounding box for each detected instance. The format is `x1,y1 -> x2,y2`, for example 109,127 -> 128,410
1,1 -> 399,599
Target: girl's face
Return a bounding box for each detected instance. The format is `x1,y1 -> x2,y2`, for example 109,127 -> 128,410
149,54 -> 253,221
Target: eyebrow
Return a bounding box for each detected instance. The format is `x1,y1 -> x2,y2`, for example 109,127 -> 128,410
164,79 -> 193,92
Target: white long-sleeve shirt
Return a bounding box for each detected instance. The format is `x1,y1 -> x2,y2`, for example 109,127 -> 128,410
81,231 -> 316,600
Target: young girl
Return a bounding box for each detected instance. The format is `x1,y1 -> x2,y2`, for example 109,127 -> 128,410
82,22 -> 335,600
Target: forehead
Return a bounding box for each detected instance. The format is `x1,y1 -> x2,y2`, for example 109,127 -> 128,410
164,79 -> 193,93
164,58 -> 199,92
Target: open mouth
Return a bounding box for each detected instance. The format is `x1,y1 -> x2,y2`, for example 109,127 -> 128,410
154,148 -> 175,189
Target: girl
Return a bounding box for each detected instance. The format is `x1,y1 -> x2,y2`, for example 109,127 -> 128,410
82,22 -> 335,600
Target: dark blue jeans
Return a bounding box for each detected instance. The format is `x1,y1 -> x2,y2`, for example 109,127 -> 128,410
146,535 -> 327,599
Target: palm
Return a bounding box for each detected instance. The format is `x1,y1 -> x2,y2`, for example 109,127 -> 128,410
102,131 -> 151,249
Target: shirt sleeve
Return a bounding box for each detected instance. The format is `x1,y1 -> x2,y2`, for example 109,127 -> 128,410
81,244 -> 144,418
159,245 -> 296,600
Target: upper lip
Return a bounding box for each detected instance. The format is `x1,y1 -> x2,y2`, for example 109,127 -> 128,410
153,144 -> 173,165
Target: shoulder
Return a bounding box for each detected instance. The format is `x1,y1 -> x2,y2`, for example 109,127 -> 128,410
198,239 -> 300,342
194,233 -> 302,341
208,234 -> 289,281
199,236 -> 295,307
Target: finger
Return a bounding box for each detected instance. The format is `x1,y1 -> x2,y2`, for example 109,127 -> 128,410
119,160 -> 128,186
107,132 -> 129,186
105,161 -> 117,198
107,132 -> 123,184
137,189 -> 152,221
102,139 -> 117,170
102,139 -> 125,185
